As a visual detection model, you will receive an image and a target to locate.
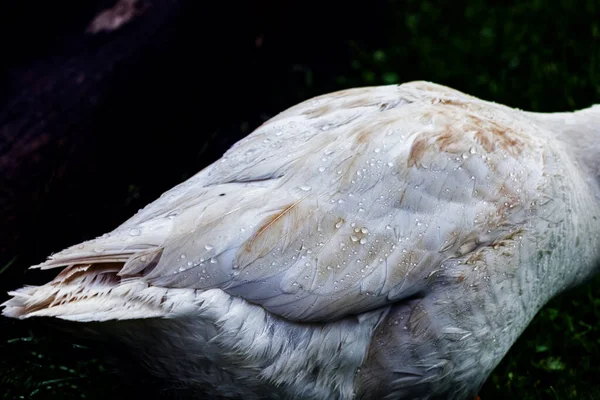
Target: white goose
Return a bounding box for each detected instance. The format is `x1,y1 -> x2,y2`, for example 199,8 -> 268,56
3,81 -> 600,399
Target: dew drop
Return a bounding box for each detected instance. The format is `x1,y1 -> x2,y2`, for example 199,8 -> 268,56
128,228 -> 141,236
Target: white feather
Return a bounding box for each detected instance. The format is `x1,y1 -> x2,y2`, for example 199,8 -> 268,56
3,81 -> 600,399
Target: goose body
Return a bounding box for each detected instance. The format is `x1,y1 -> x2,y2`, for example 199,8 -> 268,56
3,81 -> 600,399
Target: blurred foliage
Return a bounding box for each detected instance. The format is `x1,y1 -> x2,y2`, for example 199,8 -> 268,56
2,0 -> 600,399
336,0 -> 600,112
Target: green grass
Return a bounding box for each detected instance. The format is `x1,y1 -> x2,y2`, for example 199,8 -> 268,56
1,325 -> 112,399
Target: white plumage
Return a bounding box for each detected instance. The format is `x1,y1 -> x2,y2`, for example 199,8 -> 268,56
3,81 -> 600,399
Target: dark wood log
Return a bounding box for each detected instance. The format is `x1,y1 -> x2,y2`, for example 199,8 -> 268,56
0,1 -> 197,291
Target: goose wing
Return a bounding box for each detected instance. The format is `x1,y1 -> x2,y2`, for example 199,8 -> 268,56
31,81 -> 546,322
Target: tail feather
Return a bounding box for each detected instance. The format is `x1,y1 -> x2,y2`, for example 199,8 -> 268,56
2,222 -> 175,322
34,253 -> 133,270
30,213 -> 172,271
2,261 -> 198,322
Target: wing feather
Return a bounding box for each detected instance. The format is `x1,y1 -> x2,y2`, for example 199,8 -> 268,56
28,82 -> 548,322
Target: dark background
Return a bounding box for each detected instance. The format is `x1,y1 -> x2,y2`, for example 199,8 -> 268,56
1,0 -> 600,398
